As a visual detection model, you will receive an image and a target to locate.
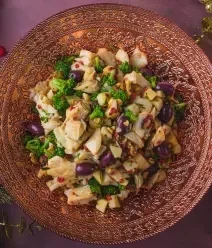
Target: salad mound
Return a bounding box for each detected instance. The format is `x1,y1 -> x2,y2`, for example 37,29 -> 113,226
23,47 -> 186,213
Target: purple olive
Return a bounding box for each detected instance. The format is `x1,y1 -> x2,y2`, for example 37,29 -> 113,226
154,142 -> 171,159
76,162 -> 96,176
22,121 -> 44,136
69,70 -> 84,82
156,82 -> 174,95
100,151 -> 115,168
158,103 -> 173,123
116,115 -> 130,135
147,164 -> 159,175
140,67 -> 153,76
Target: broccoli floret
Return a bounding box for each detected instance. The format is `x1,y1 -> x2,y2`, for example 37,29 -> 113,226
118,184 -> 125,191
145,76 -> 157,89
94,57 -> 104,73
101,185 -> 120,197
31,105 -> 39,115
52,78 -> 75,96
124,109 -> 138,122
63,55 -> 77,64
118,61 -> 132,74
174,102 -> 186,121
25,137 -> 49,157
55,56 -> 76,79
55,147 -> 65,157
45,146 -> 65,159
90,92 -> 99,101
110,88 -> 129,104
88,178 -> 101,194
89,105 -> 104,120
101,73 -> 116,86
52,92 -> 69,116
23,133 -> 34,146
25,134 -> 57,158
25,137 -> 42,156
73,90 -> 83,98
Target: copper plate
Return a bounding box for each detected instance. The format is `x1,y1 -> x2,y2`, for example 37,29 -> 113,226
0,4 -> 212,244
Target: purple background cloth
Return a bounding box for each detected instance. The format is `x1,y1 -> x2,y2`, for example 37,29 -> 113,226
0,0 -> 212,247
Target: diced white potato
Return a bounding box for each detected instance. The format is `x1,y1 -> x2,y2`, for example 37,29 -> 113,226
167,114 -> 175,126
74,80 -> 100,93
124,132 -> 144,148
96,199 -> 108,213
47,89 -> 54,100
110,145 -> 122,158
102,172 -> 116,186
73,149 -> 93,163
54,126 -> 66,147
126,103 -> 139,115
31,81 -> 49,96
93,171 -> 103,184
152,97 -> 163,112
150,107 -> 157,118
45,156 -> 76,188
151,126 -> 166,147
97,48 -> 116,66
94,145 -> 107,159
124,71 -> 149,88
84,128 -> 102,155
66,101 -> 90,121
106,167 -> 129,186
80,49 -> 96,60
130,48 -> 148,68
134,172 -> 144,190
46,179 -> 63,191
143,170 -> 160,190
156,170 -> 166,183
65,131 -> 91,154
105,99 -> 120,119
118,190 -> 129,200
156,90 -> 165,98
37,168 -> 48,178
82,93 -> 90,101
75,49 -> 96,66
36,94 -> 57,115
89,118 -> 103,129
108,195 -> 120,209
154,118 -> 162,129
133,153 -> 150,170
97,92 -> 107,106
42,113 -> 62,135
80,49 -> 96,59
103,66 -> 116,76
144,88 -> 157,100
133,112 -> 149,138
134,96 -> 153,113
101,126 -> 113,142
65,185 -> 97,205
64,120 -> 86,141
83,67 -> 96,81
115,49 -> 129,63
71,61 -> 85,71
166,130 -> 181,154
161,124 -> 171,136
117,68 -> 124,82
123,159 -> 138,172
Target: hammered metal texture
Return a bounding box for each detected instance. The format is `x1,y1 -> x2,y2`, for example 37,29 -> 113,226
0,4 -> 212,244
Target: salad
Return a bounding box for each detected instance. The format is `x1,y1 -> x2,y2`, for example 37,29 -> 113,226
23,47 -> 186,213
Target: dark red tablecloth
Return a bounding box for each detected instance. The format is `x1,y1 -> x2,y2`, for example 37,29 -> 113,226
0,0 -> 212,247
